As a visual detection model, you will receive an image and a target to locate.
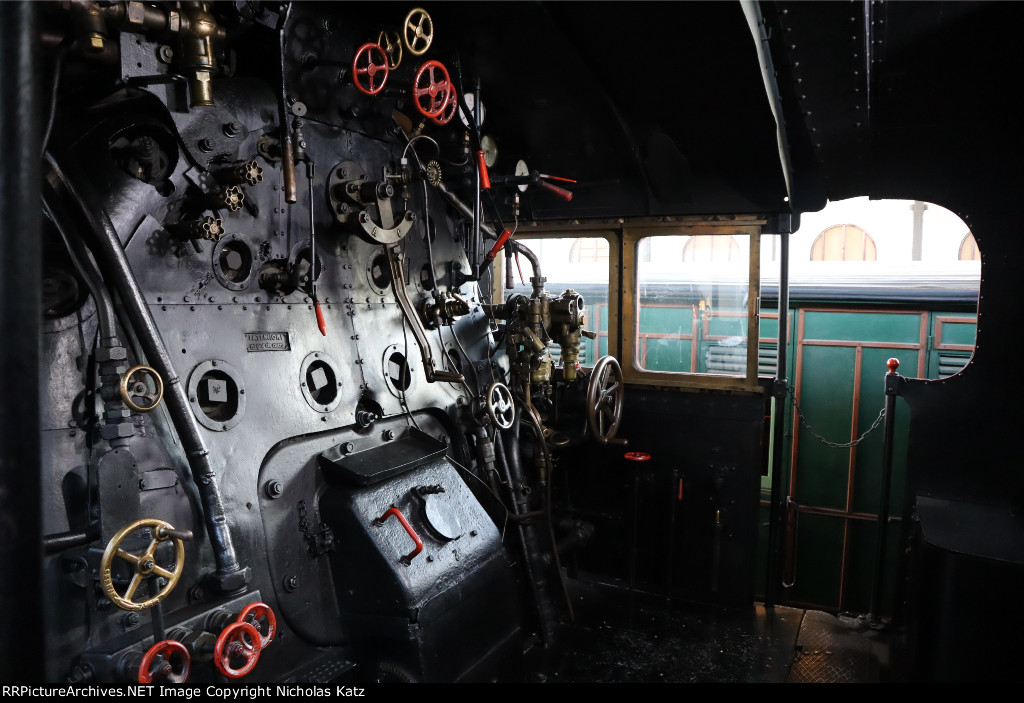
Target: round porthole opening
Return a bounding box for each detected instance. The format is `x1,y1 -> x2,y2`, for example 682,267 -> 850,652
300,352 -> 343,413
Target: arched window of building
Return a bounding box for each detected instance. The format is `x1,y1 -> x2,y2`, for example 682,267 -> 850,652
959,232 -> 981,261
569,238 -> 609,263
810,224 -> 877,261
681,235 -> 740,262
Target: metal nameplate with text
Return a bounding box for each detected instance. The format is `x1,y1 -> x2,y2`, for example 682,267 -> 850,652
245,331 -> 291,352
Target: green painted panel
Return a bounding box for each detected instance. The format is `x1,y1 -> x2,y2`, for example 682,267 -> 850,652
852,347 -> 914,515
794,346 -> 856,510
759,311 -> 780,340
643,338 -> 693,372
790,513 -> 844,609
707,314 -> 749,338
938,319 -> 977,346
638,306 -> 692,334
803,311 -> 922,344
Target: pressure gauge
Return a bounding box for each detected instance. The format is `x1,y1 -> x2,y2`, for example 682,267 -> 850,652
515,159 -> 529,192
481,135 -> 498,168
460,93 -> 485,128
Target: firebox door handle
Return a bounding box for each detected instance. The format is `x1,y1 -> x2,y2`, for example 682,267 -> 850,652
377,507 -> 424,565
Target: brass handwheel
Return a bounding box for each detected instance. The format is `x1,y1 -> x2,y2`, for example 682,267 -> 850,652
100,518 -> 190,612
403,7 -> 433,56
120,365 -> 164,413
377,29 -> 403,69
586,356 -> 625,445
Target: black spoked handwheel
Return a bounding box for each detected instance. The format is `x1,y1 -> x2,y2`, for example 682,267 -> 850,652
586,356 -> 626,446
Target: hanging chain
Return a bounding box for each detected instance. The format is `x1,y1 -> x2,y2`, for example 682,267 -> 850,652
787,387 -> 886,449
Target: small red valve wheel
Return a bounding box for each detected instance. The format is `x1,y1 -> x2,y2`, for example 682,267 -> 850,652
430,88 -> 458,126
237,602 -> 277,650
213,621 -> 262,679
139,640 -> 190,684
352,42 -> 390,95
413,60 -> 451,119
624,452 -> 651,462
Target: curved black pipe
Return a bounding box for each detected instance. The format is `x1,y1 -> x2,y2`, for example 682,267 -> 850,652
42,196 -> 117,346
44,153 -> 248,593
512,240 -> 544,298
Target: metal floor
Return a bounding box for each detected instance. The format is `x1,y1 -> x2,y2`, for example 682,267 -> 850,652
528,578 -> 909,683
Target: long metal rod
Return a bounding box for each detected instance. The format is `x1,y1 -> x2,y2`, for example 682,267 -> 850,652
471,80 -> 482,277
45,154 -> 248,592
868,360 -> 900,622
0,0 -> 43,681
766,220 -> 791,607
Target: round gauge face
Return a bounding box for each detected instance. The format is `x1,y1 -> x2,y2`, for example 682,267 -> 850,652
515,159 -> 529,192
481,135 -> 498,168
460,94 -> 485,128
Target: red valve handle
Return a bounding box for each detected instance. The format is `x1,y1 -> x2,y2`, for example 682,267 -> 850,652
485,229 -> 513,264
213,621 -> 261,679
624,452 -> 651,462
536,179 -> 574,202
430,89 -> 458,126
412,60 -> 451,119
237,602 -> 277,650
476,150 -> 492,190
315,300 -> 326,336
139,640 -> 190,684
887,357 -> 900,374
377,507 -> 423,564
352,42 -> 390,95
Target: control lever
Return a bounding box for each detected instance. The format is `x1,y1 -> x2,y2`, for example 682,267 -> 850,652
384,243 -> 464,384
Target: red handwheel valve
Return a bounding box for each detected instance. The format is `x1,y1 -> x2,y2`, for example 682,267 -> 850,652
412,60 -> 451,118
139,640 -> 191,684
237,602 -> 278,650
352,43 -> 390,95
214,621 -> 262,679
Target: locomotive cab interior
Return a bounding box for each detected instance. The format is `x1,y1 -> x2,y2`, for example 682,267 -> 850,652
2,0 -> 1021,685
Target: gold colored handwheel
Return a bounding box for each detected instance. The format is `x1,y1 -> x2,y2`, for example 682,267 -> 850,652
403,8 -> 433,56
100,518 -> 190,612
120,365 -> 164,413
377,29 -> 403,69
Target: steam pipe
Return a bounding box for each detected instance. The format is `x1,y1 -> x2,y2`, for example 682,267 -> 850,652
512,241 -> 544,298
43,197 -> 117,346
494,426 -> 556,645
45,154 -> 248,594
278,5 -> 297,204
0,0 -> 43,679
435,181 -> 497,240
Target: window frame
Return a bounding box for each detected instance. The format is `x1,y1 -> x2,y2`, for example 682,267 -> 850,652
623,222 -> 764,393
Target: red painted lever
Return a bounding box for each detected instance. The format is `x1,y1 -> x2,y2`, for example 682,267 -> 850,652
314,300 -> 326,336
377,507 -> 423,564
484,228 -> 513,264
476,150 -> 491,189
536,179 -> 573,201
